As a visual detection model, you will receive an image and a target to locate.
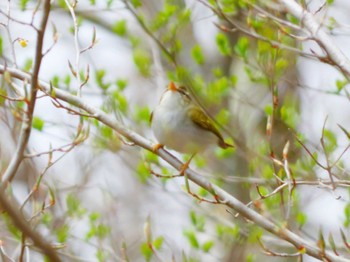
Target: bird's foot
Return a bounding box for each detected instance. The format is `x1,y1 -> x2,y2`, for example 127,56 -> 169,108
178,154 -> 196,176
152,143 -> 164,152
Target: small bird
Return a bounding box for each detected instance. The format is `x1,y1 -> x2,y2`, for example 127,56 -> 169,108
151,82 -> 233,174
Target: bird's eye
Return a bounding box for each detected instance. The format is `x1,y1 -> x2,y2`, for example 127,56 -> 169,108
177,86 -> 191,100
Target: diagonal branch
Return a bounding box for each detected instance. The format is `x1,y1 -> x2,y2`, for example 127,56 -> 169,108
0,65 -> 348,262
277,0 -> 350,78
1,0 -> 51,185
0,191 -> 61,262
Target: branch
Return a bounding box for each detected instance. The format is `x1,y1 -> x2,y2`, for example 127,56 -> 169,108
1,0 -> 51,185
0,65 -> 348,261
277,0 -> 350,78
0,191 -> 61,262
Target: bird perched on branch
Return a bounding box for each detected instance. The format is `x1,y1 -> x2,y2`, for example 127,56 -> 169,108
151,82 -> 233,174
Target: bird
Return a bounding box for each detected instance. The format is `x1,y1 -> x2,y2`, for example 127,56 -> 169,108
150,81 -> 233,175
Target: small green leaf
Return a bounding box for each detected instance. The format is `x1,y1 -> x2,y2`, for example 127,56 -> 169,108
191,44 -> 205,65
66,194 -> 86,217
264,104 -> 273,116
56,224 -> 69,243
32,116 -> 44,131
202,240 -> 214,252
116,79 -> 128,90
20,0 -> 30,10
336,79 -> 347,93
133,49 -> 151,76
0,88 -> 7,106
96,249 -> 107,262
89,212 -> 100,222
136,161 -> 151,183
140,242 -> 153,262
95,69 -> 111,90
112,91 -> 128,113
112,20 -> 127,36
183,230 -> 199,248
234,37 -> 249,59
134,106 -> 151,124
296,212 -> 307,228
23,58 -> 33,72
216,32 -> 231,56
130,0 -> 142,8
153,236 -> 164,250
344,203 -> 350,227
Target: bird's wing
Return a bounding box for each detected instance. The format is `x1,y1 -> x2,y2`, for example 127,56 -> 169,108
150,111 -> 153,122
187,106 -> 224,141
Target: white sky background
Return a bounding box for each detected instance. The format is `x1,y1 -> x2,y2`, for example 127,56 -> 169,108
1,0 -> 350,261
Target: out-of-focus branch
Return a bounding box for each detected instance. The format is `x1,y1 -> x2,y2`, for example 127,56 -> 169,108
0,65 -> 347,262
0,191 -> 61,262
1,0 -> 51,185
277,0 -> 350,78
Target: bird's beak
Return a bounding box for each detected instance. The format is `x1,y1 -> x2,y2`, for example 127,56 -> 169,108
168,82 -> 177,92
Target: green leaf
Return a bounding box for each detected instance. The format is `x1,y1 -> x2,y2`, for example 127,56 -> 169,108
66,194 -> 86,217
23,58 -> 33,72
116,79 -> 128,90
112,20 -> 127,36
323,129 -> 337,152
150,3 -> 178,31
140,242 -> 153,262
63,75 -> 71,88
95,69 -> 111,90
264,104 -> 273,116
153,236 -> 164,250
130,0 -> 142,8
0,88 -> 7,106
96,224 -> 111,239
41,212 -> 53,226
296,212 -> 307,228
234,37 -> 249,59
134,106 -> 151,124
345,203 -> 350,227
246,253 -> 256,262
133,49 -> 151,76
191,44 -> 205,65
89,212 -> 100,222
112,90 -> 128,113
96,249 -> 107,262
20,0 -> 30,10
202,240 -> 214,252
336,79 -> 347,93
56,224 -> 69,243
136,161 -> 151,183
51,75 -> 60,87
216,33 -> 231,56
32,116 -> 44,131
183,230 -> 199,248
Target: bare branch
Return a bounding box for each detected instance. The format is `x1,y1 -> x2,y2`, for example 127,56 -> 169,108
1,0 -> 51,185
277,0 -> 350,78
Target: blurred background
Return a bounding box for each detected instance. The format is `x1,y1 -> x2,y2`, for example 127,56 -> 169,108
1,0 -> 350,261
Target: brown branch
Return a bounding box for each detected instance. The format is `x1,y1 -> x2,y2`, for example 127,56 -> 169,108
1,0 -> 51,185
0,191 -> 61,262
